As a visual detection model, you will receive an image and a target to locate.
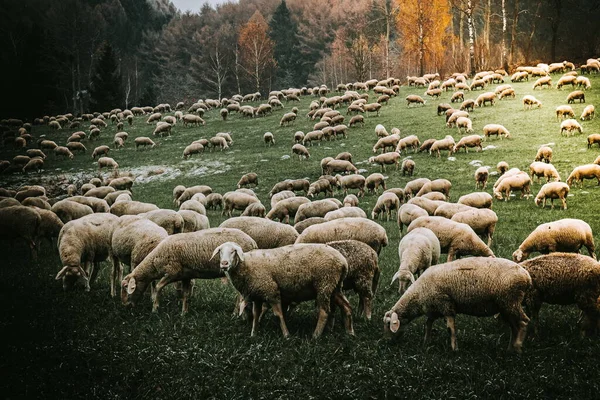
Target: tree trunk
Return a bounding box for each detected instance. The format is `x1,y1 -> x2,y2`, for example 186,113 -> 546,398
550,0 -> 563,61
524,1 -> 542,64
509,0 -> 519,65
234,43 -> 241,94
467,0 -> 476,76
501,0 -> 508,71
484,0 -> 491,68
418,2 -> 425,76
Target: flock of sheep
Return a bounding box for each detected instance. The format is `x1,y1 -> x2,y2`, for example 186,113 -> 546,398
1,57 -> 600,352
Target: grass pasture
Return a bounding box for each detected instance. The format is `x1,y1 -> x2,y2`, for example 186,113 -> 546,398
2,74 -> 600,399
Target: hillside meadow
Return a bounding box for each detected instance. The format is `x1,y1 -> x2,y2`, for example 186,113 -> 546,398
2,73 -> 600,399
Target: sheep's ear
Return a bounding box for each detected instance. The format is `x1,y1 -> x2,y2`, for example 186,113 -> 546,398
210,244 -> 224,261
55,266 -> 69,280
126,277 -> 136,295
390,312 -> 400,333
77,266 -> 88,280
407,271 -> 415,284
234,245 -> 245,262
390,271 -> 400,285
238,298 -> 247,317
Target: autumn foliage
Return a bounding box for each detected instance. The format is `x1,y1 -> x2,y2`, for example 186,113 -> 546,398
238,10 -> 275,92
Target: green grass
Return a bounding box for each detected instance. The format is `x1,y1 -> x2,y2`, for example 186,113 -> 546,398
2,73 -> 600,399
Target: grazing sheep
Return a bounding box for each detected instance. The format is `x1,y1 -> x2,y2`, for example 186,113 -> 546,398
567,90 -> 585,104
327,240 -> 380,320
406,95 -> 426,107
474,166 -> 489,189
520,253 -> 600,336
111,200 -> 159,216
263,132 -> 275,147
493,172 -> 532,201
66,142 -> 87,154
121,228 -> 257,314
497,161 -> 509,175
415,179 -> 452,199
294,199 -> 339,224
451,208 -> 498,246
84,186 -> 115,199
429,135 -> 456,158
0,206 -> 41,258
453,134 -> 483,154
456,116 -> 473,134
396,135 -> 421,154
296,217 -> 387,254
241,202 -> 266,217
368,152 -> 401,172
111,218 -> 168,297
343,194 -> 359,207
222,192 -> 260,218
220,217 -> 298,249
446,110 -> 469,127
142,209 -> 184,235
335,174 -> 366,197
406,197 -> 444,215
513,218 -> 596,262
483,124 -> 511,140
580,105 -> 595,121
535,146 -> 553,163
383,257 -> 531,352
566,164 -> 600,187
153,122 -> 172,137
560,118 -> 583,136
371,192 -> 400,221
401,159 -> 415,176
107,177 -> 134,191
178,210 -> 210,233
134,137 -> 156,150
474,92 -> 496,107
325,159 -> 358,175
499,88 -> 516,100
306,179 -> 332,199
22,158 -> 44,173
280,112 -> 297,126
182,114 -> 205,127
56,213 -> 119,291
392,227 -> 440,294
212,242 -> 352,338
532,76 -> 552,89
404,178 -> 430,198
587,134 -> 600,149
237,173 -> 258,188
324,207 -> 366,221
529,162 -> 560,183
365,173 -> 386,194
534,181 -> 570,210
522,95 -> 542,110
407,216 -> 494,261
397,203 -> 428,233
97,157 -> 118,174
175,185 -> 212,207
291,143 -> 310,160
54,146 -> 74,160
375,124 -> 389,138
22,196 -> 50,209
555,105 -> 575,121
51,200 -> 94,223
67,196 -> 109,213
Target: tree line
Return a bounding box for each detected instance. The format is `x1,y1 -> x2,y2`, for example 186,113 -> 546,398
1,0 -> 598,119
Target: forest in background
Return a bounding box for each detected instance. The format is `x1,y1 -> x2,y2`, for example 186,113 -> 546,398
1,0 -> 599,119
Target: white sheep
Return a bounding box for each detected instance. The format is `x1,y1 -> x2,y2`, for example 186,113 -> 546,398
451,208 -> 498,246
212,242 -> 353,338
566,164 -> 600,187
513,218 -> 595,262
580,105 -> 595,121
371,192 -> 400,221
383,257 -> 531,352
0,206 -> 41,259
529,161 -> 561,183
397,203 -> 428,233
392,227 -> 440,294
219,217 -> 298,249
534,181 -> 570,210
324,207 -> 366,221
560,118 -> 583,136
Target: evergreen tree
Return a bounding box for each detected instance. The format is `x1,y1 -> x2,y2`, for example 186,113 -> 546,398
90,42 -> 123,111
269,1 -> 303,87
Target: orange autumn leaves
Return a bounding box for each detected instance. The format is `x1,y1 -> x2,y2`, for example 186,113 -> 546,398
238,10 -> 275,92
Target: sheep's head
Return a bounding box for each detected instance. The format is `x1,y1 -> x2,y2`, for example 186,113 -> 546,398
391,270 -> 415,295
383,311 -> 401,336
55,265 -> 89,291
512,249 -> 525,263
211,242 -> 245,272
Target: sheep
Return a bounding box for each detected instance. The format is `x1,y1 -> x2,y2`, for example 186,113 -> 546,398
560,118 -> 583,136
397,203 -> 428,233
406,95 -> 426,107
535,146 -> 553,163
296,217 -> 388,254
84,186 -> 115,199
237,173 -> 258,188
220,108 -> 229,121
529,162 -> 560,183
97,157 -> 119,174
0,198 -> 21,208
407,216 -> 494,261
456,116 -> 473,134
0,206 -> 41,258
342,194 -> 359,208
326,240 -> 380,320
497,161 -> 509,176
567,90 -> 585,104
212,241 -> 352,338
220,217 -> 298,249
67,196 -> 109,213
54,146 -> 74,160
587,134 -> 600,149
406,196 -> 444,215
280,112 -> 297,126
368,152 -> 400,172
396,135 -> 421,154
39,140 -> 58,151
375,124 -> 389,138
404,178 -> 430,198
474,92 -> 496,107
259,131 -> 275,147
363,102 -> 382,116
291,143 -> 310,160
21,157 -> 44,173
450,91 -> 464,103
66,142 -> 87,154
371,192 -> 400,221
513,219 -> 595,263
392,227 -> 440,294
533,76 -> 552,89
182,114 -> 205,126
146,112 -> 162,124
520,253 -> 600,336
364,173 -> 386,194
14,185 -> 46,202
203,193 -> 223,211
268,181 -> 293,198
121,228 -> 257,314
240,202 -> 266,217
142,209 -> 184,234
383,257 -> 531,352
566,164 -> 600,187
399,159 -> 415,177
176,185 -> 212,206
335,174 -> 366,197
31,207 -> 63,249
325,159 -> 358,175
451,135 -> 483,155
26,149 -> 46,160
450,208 -> 498,247
222,192 -> 259,218
134,137 -> 156,150
556,75 -> 577,89
22,197 -> 50,209
472,166 -> 489,189
446,110 -> 469,127
534,182 -> 570,210
415,178 -> 452,199
522,95 -> 542,110
51,200 -> 94,223
56,213 -> 119,291
437,103 -> 452,115
429,135 -> 456,158
153,122 -> 171,137
499,88 -> 516,100
178,210 -> 210,233
580,105 -> 595,121
111,218 -> 168,297
294,199 -> 340,224
179,199 -> 207,215
493,172 -> 532,201
110,200 -> 159,217
483,124 -> 511,140
324,207 -> 366,221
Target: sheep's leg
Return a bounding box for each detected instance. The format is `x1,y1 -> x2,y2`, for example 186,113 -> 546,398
562,197 -> 567,210
584,241 -> 596,260
423,317 -> 435,345
447,248 -> 455,262
110,256 -> 122,298
270,301 -> 290,338
152,275 -> 177,313
446,315 -> 458,351
180,279 -> 192,315
313,300 -> 331,339
250,300 -> 263,337
332,292 -> 354,335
